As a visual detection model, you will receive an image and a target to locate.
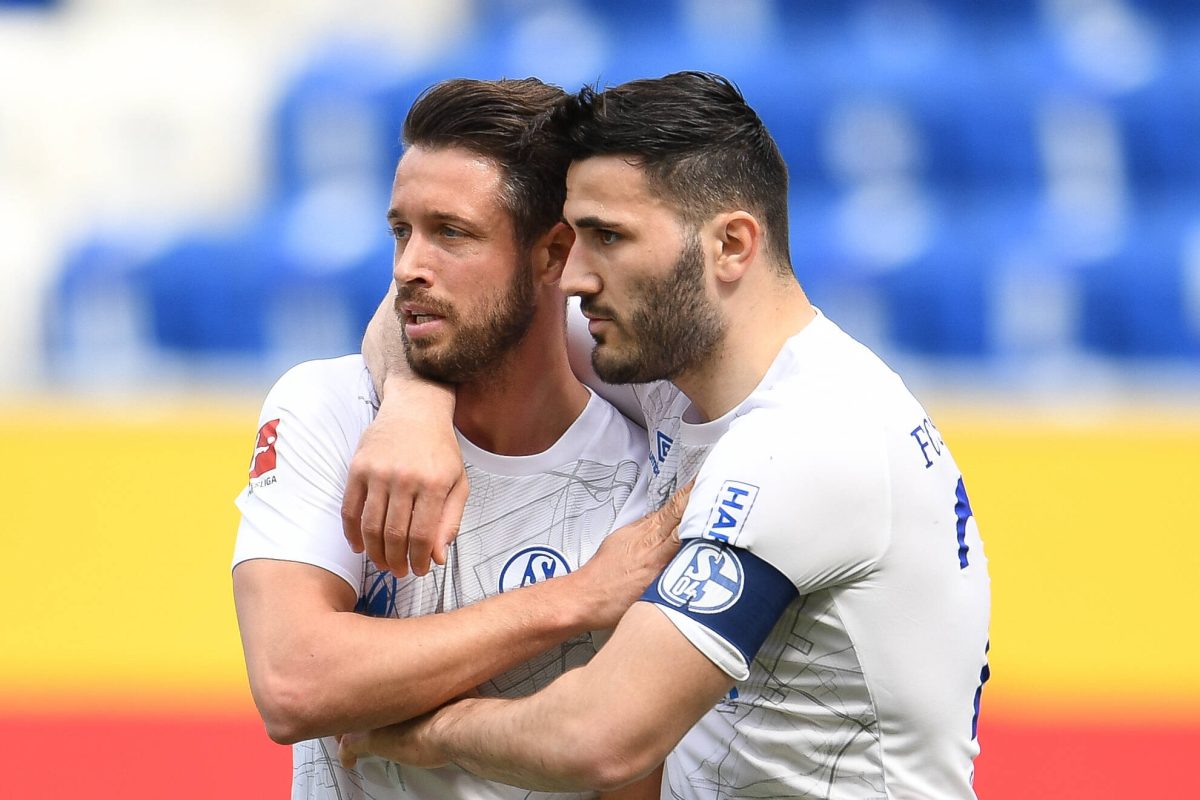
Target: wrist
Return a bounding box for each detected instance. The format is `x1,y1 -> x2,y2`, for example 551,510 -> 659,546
380,372 -> 455,406
550,567 -> 606,634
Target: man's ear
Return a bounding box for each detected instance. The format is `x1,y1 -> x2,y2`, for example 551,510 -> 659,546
707,211 -> 761,284
535,222 -> 576,285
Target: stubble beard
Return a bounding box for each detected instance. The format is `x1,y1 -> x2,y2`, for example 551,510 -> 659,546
400,262 -> 538,384
587,233 -> 726,385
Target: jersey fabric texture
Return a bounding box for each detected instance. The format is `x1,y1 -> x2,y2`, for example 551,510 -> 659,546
233,355 -> 650,800
634,311 -> 991,800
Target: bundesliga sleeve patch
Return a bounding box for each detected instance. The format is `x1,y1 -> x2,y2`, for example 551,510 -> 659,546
249,419 -> 280,479
642,539 -> 798,666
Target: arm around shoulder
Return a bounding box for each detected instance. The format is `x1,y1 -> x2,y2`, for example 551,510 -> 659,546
346,283 -> 467,576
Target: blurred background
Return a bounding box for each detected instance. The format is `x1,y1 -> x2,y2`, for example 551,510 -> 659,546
1,0 -> 1197,797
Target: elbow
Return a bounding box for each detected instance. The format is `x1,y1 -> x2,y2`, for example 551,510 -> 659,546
578,750 -> 659,794
563,718 -> 663,792
250,667 -> 326,745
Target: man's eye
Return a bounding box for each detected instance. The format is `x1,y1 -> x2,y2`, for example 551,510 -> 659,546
390,225 -> 410,241
442,226 -> 464,239
598,230 -> 619,245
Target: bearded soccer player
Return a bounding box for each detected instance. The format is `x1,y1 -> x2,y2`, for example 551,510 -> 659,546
232,78 -> 680,800
341,72 -> 992,799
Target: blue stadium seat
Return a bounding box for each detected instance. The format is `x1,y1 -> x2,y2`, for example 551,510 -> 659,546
50,0 -> 1200,372
1079,200 -> 1200,358
47,232 -> 161,379
141,231 -> 273,356
140,208 -> 391,365
270,43 -> 423,200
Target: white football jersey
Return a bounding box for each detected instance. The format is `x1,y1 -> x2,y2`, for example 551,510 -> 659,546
233,355 -> 651,800
634,312 -> 991,799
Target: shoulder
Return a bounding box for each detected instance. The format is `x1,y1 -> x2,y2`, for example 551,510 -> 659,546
254,355 -> 377,462
681,389 -> 890,587
262,355 -> 375,423
266,354 -> 373,405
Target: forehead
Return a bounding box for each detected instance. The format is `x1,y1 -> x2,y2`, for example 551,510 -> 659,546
390,145 -> 507,221
564,155 -> 676,222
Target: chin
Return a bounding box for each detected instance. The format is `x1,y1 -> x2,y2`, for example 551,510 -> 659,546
592,352 -> 642,385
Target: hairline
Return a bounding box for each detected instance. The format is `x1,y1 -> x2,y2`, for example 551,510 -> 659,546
571,150 -> 778,259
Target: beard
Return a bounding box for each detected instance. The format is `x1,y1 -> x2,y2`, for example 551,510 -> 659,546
399,261 -> 538,384
585,232 -> 726,385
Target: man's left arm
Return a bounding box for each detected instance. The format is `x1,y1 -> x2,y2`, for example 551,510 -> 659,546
341,601 -> 732,792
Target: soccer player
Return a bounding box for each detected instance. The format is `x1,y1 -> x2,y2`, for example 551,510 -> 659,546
231,78 -> 679,800
339,72 -> 993,799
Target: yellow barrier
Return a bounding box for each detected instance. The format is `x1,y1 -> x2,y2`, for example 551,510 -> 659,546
2,401 -> 1198,719
943,407 -> 1200,720
0,401 -> 258,712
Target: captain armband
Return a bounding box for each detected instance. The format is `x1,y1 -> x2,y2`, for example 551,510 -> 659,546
641,538 -> 798,673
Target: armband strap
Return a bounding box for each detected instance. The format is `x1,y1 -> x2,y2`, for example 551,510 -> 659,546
641,538 -> 798,667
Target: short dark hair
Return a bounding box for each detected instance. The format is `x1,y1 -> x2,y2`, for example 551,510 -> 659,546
402,78 -> 570,248
558,71 -> 792,271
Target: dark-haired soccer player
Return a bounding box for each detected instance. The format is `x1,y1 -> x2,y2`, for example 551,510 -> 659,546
342,72 -> 992,799
232,77 -> 678,800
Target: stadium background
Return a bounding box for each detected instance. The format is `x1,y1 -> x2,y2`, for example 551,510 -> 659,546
1,0 -> 1198,797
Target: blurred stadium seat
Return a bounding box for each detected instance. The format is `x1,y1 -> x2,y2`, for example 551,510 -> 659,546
45,0 -> 1200,375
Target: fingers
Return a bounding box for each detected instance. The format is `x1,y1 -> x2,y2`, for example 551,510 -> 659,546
337,732 -> 365,769
407,491 -> 440,576
341,477 -> 367,554
663,479 -> 695,522
380,494 -> 416,577
640,479 -> 695,547
431,474 -> 470,567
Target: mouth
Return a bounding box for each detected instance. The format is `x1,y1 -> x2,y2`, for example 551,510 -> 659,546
404,311 -> 443,326
579,300 -> 618,340
397,300 -> 450,338
579,299 -> 617,324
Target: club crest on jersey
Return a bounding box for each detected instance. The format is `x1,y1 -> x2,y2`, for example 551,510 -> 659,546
703,480 -> 760,544
498,546 -> 572,593
248,419 -> 280,489
657,541 -> 744,614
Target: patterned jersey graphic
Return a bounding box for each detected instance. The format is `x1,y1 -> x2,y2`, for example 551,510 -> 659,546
633,317 -> 989,800
298,458 -> 642,800
635,380 -> 888,799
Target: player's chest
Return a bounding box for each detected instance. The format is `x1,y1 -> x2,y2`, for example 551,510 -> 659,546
357,470 -> 622,619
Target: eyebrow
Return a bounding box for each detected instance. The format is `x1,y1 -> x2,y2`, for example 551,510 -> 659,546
387,208 -> 475,227
571,215 -> 622,230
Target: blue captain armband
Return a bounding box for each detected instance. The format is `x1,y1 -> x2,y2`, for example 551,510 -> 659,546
641,538 -> 799,667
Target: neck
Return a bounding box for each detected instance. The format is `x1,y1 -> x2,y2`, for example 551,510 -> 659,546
453,300 -> 590,456
673,272 -> 815,422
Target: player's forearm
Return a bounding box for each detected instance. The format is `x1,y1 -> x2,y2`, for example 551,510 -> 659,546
427,668 -> 659,792
257,572 -> 599,743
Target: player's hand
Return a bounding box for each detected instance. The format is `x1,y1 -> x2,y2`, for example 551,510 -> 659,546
338,714 -> 450,770
341,391 -> 469,577
571,482 -> 692,630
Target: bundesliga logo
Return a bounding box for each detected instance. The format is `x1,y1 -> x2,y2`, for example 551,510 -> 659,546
248,419 -> 280,490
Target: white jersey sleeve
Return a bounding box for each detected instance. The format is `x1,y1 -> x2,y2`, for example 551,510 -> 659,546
684,404 -> 890,589
232,355 -> 376,591
642,398 -> 890,680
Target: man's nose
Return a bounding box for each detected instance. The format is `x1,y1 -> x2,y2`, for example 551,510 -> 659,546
560,246 -> 602,298
393,235 -> 434,286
